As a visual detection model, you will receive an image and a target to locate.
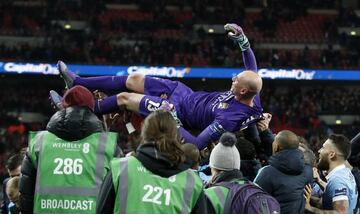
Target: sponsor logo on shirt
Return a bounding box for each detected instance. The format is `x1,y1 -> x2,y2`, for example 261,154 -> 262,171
239,114 -> 262,130
334,188 -> 347,197
211,91 -> 234,112
218,102 -> 229,109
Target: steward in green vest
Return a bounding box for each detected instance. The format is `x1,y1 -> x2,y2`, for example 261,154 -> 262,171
19,86 -> 121,214
97,110 -> 208,214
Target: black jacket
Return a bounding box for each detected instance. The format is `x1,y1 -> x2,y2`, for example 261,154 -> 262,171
19,107 -> 121,214
254,149 -> 312,214
0,178 -> 10,214
97,142 -> 208,214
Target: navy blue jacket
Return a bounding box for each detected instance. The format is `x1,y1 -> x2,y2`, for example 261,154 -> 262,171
254,149 -> 312,214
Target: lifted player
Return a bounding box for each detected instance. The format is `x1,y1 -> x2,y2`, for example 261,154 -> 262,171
58,23 -> 263,150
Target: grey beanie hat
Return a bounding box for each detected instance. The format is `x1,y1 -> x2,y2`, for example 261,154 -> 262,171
209,132 -> 240,171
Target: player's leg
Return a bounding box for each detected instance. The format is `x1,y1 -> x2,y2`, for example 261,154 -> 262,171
94,92 -> 166,116
58,61 -> 145,94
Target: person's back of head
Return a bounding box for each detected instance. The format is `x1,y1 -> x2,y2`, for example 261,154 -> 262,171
46,86 -> 103,141
298,140 -> 316,166
181,143 -> 200,170
6,176 -> 20,208
6,154 -> 23,177
141,110 -> 184,166
303,149 -> 316,166
209,132 -> 240,176
273,130 -> 299,154
236,137 -> 256,160
61,85 -> 95,111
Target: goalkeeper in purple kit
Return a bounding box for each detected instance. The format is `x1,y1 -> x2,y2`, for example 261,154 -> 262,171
58,23 -> 263,150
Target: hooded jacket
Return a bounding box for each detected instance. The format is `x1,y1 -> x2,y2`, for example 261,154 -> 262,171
19,107 -> 121,214
97,142 -> 208,214
254,149 -> 311,214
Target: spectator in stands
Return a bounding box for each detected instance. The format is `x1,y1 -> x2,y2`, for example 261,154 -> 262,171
254,130 -> 312,214
96,110 -> 207,213
19,86 -> 121,214
1,154 -> 22,214
304,134 -> 358,213
5,176 -> 20,214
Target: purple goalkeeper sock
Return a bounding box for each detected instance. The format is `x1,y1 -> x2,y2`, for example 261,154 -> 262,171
94,95 -> 118,115
74,76 -> 128,95
243,48 -> 258,72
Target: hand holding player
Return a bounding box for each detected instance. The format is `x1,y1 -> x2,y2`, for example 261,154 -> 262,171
257,113 -> 272,132
159,101 -> 183,128
303,184 -> 312,210
224,23 -> 250,51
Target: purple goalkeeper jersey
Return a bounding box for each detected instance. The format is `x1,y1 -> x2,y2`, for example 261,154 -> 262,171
179,90 -> 263,134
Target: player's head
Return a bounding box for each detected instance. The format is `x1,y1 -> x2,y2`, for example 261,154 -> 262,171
141,110 -> 184,165
231,70 -> 262,99
317,134 -> 350,170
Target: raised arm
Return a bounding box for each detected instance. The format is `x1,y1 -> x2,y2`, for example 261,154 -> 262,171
224,23 -> 257,72
178,121 -> 229,150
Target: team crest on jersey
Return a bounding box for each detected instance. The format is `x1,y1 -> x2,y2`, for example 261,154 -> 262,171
218,102 -> 229,109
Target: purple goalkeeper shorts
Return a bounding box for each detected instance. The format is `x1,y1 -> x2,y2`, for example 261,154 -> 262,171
138,77 -> 193,117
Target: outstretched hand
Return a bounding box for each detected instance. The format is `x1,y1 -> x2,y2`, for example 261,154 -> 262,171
257,113 -> 272,132
224,23 -> 250,51
224,23 -> 245,40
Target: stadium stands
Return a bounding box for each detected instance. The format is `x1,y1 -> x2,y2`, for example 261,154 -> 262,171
0,0 -> 358,68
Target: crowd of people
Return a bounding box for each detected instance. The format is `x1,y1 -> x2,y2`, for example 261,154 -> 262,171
0,0 -> 359,68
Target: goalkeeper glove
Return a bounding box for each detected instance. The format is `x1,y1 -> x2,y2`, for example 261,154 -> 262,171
224,23 -> 250,51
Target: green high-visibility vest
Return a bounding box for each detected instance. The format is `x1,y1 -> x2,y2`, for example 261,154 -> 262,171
111,156 -> 204,214
205,186 -> 229,214
28,131 -> 117,214
205,180 -> 245,214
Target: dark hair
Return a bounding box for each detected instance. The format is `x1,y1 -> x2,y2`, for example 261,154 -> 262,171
236,137 -> 256,160
328,134 -> 351,159
181,143 -> 200,168
141,110 -> 184,165
6,154 -> 23,171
